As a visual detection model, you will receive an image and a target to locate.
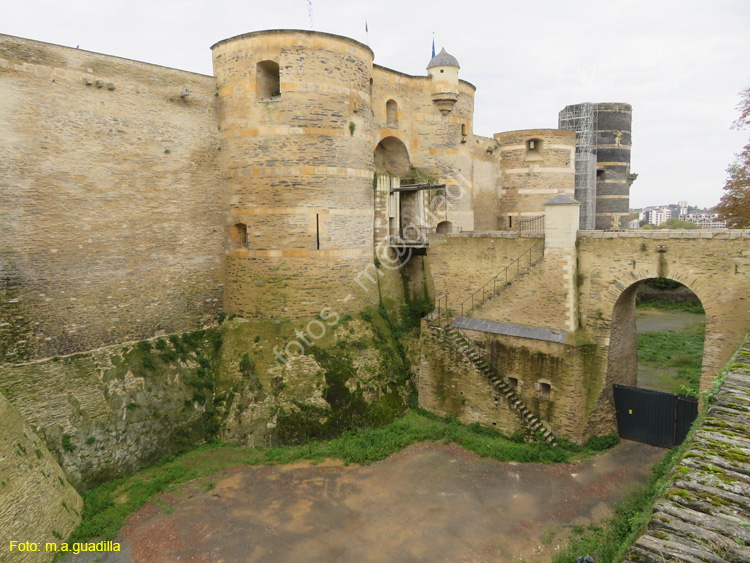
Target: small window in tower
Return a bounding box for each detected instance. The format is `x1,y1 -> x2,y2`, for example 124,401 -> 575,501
386,99 -> 398,127
597,169 -> 605,179
440,69 -> 444,73
539,382 -> 551,400
230,223 -> 248,248
256,60 -> 280,101
525,138 -> 543,161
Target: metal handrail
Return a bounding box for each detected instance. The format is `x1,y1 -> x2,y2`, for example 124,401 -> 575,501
459,239 -> 544,316
514,215 -> 545,234
428,238 -> 544,324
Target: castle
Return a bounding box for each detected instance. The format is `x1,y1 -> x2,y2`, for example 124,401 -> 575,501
1,29 -> 634,359
7,29 -> 750,560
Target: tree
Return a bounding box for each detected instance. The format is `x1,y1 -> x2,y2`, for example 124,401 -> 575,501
658,217 -> 697,230
716,86 -> 750,228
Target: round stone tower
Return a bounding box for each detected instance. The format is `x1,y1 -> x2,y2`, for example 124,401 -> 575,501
594,103 -> 633,230
494,129 -> 576,229
211,30 -> 376,318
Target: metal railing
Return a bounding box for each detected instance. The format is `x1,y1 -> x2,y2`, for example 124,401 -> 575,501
514,215 -> 545,234
459,239 -> 544,316
429,239 -> 545,323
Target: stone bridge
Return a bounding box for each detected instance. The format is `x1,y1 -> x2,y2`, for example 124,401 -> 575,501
420,197 -> 750,442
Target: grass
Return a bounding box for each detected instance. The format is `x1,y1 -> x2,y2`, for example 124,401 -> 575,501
637,329 -> 704,394
635,298 -> 705,394
66,410 -> 616,547
636,299 -> 705,314
551,446 -> 680,563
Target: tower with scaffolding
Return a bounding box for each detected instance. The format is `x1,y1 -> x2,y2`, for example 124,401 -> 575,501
558,103 -> 597,230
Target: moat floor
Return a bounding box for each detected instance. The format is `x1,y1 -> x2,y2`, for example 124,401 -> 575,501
636,308 -> 705,393
75,440 -> 665,563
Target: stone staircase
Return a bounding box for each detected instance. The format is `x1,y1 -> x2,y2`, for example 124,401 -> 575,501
436,324 -> 557,446
430,238 -> 544,322
459,238 -> 544,317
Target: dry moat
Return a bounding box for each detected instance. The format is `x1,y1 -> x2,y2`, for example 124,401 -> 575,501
61,441 -> 664,563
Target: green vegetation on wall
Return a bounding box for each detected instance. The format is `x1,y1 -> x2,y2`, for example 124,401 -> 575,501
275,304 -> 415,443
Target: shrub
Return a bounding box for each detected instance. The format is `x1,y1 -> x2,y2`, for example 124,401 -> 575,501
142,355 -> 155,371
584,433 -> 620,451
240,353 -> 255,377
61,434 -> 76,453
160,349 -> 177,363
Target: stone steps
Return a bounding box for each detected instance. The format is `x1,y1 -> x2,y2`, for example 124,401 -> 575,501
428,243 -> 543,325
439,326 -> 557,446
463,257 -> 544,315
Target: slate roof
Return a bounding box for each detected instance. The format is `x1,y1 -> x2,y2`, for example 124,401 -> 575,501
451,317 -> 567,344
544,193 -> 579,206
427,47 -> 460,69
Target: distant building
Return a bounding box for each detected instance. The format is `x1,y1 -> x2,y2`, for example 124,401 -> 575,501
641,207 -> 671,226
679,212 -> 727,229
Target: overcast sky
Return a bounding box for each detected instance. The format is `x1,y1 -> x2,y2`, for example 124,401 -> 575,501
5,0 -> 749,208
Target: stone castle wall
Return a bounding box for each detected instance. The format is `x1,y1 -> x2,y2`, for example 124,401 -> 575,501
472,135 -> 501,230
418,323 -> 523,435
425,227 -> 750,441
0,30 -> 582,357
0,34 -> 224,361
0,391 -> 82,562
371,65 -> 477,232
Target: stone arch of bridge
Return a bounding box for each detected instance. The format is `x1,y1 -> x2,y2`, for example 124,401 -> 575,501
575,234 -> 750,439
590,273 -> 706,435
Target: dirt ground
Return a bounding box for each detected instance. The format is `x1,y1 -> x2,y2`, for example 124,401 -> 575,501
71,440 -> 665,563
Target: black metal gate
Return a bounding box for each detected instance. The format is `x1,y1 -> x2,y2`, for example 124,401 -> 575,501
613,384 -> 698,448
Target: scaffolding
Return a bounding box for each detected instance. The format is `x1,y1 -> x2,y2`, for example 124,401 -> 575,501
559,103 -> 597,230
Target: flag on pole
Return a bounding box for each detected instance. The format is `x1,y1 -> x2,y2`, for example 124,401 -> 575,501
307,0 -> 314,29
432,33 -> 435,58
365,20 -> 369,46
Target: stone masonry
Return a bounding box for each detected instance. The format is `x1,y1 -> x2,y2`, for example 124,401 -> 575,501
0,392 -> 82,563
624,340 -> 750,562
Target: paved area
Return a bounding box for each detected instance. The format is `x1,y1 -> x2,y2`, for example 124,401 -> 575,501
78,440 -> 665,563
